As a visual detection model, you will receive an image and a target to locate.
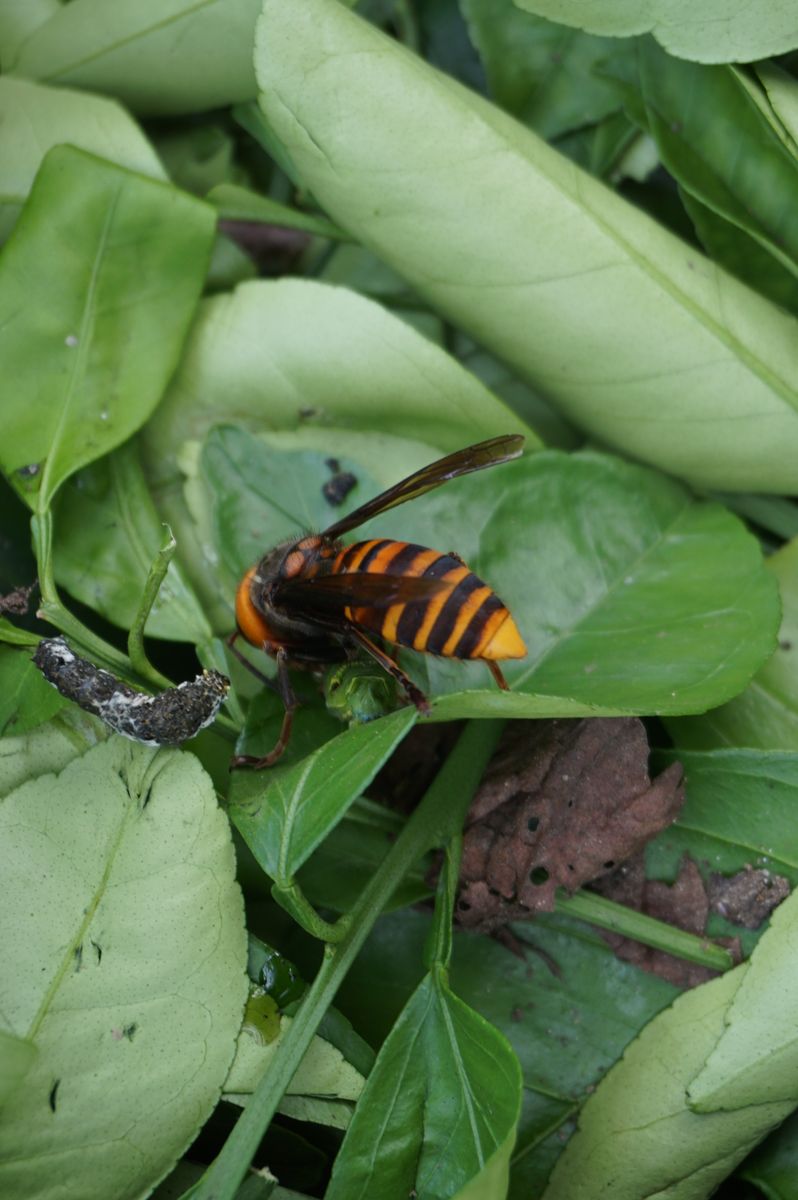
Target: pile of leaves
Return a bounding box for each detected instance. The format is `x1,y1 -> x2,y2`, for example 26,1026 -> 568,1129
2,2 -> 798,1198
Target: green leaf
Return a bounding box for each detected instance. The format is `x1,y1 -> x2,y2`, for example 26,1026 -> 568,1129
462,0 -> 621,138
0,738 -> 247,1199
336,906 -> 679,1196
0,145 -> 215,512
756,63 -> 798,151
231,708 -> 416,881
689,886 -> 798,1111
326,970 -> 521,1200
0,1030 -> 37,1109
255,0 -> 798,493
296,800 -> 433,914
667,538 -> 798,750
0,0 -> 60,64
139,277 -> 535,627
647,750 -> 798,901
0,646 -> 65,737
511,0 -> 798,64
0,76 -> 165,243
6,0 -> 263,116
141,277 -> 535,492
542,966 -> 793,1199
207,184 -> 349,241
601,39 -> 798,311
0,708 -> 106,800
54,441 -> 212,643
204,434 -> 779,720
739,1109 -> 798,1198
223,1013 -> 365,1115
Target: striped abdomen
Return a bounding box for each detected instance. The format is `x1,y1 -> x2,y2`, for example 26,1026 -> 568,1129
331,539 -> 526,661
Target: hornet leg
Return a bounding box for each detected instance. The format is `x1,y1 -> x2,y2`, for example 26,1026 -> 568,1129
230,647 -> 298,769
486,660 -> 510,691
349,628 -> 431,716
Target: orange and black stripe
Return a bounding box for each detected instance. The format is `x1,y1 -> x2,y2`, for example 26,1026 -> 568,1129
332,540 -> 526,662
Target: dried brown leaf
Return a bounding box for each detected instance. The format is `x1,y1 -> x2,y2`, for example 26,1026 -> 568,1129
457,718 -> 684,931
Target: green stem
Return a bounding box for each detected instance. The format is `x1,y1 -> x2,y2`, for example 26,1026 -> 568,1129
33,509 -> 154,680
189,719 -> 504,1200
271,880 -> 349,944
555,889 -> 735,972
127,526 -> 176,682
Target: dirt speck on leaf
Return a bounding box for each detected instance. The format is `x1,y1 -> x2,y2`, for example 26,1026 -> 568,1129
707,866 -> 790,928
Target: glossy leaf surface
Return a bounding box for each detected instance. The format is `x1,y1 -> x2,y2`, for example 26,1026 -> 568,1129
326,971 -> 521,1200
231,708 -> 416,881
667,539 -> 798,750
0,145 -> 214,511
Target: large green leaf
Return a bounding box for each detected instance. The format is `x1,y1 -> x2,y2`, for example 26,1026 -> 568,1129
203,431 -> 779,720
5,0 -> 263,116
667,539 -> 798,750
231,708 -> 416,882
0,738 -> 247,1200
326,972 -> 521,1200
0,76 -> 165,243
0,145 -> 215,511
255,0 -> 798,493
542,966 -> 793,1198
141,278 -> 534,491
601,39 -> 798,312
54,441 -> 211,643
512,0 -> 798,64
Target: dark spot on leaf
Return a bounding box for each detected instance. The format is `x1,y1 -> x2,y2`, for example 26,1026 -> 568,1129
123,1023 -> 137,1041
49,1080 -> 60,1112
298,406 -> 317,420
780,640 -> 792,652
17,463 -> 40,479
91,940 -> 102,965
73,944 -> 83,971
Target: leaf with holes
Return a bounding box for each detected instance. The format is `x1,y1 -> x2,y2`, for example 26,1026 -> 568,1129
0,738 -> 247,1200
